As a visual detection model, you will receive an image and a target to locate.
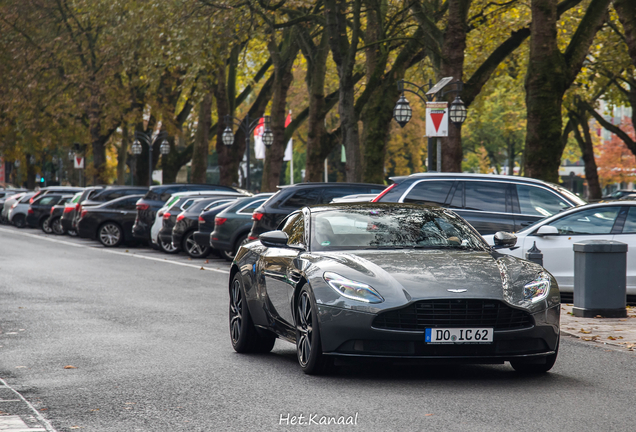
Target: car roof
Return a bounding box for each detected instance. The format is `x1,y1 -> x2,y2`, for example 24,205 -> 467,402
306,202 -> 444,213
148,183 -> 237,191
389,172 -> 561,186
276,182 -> 385,189
93,194 -> 145,207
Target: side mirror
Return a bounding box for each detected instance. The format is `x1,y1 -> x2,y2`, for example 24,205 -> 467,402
536,225 -> 558,236
259,230 -> 289,248
493,231 -> 517,249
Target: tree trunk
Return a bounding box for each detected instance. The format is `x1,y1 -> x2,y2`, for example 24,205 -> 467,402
570,113 -> 602,200
191,93 -> 212,184
88,84 -> 109,185
440,0 -> 471,173
116,124 -> 129,185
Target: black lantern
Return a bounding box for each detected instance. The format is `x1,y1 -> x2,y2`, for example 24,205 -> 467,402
449,96 -> 467,125
262,116 -> 274,147
131,140 -> 142,155
393,95 -> 412,128
222,126 -> 234,146
160,139 -> 170,155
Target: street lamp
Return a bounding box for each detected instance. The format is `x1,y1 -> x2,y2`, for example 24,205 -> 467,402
223,114 -> 273,191
393,78 -> 467,172
133,130 -> 169,187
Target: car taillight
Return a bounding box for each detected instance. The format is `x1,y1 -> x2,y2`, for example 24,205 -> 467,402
50,207 -> 55,214
80,209 -> 88,218
163,212 -> 171,219
371,183 -> 397,202
27,208 -> 34,214
11,202 -> 18,209
252,212 -> 264,221
176,214 -> 185,222
137,203 -> 149,211
76,203 -> 81,211
64,206 -> 74,213
198,216 -> 205,223
215,217 -> 227,226
248,235 -> 258,240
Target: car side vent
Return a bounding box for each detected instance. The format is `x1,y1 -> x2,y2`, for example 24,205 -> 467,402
372,299 -> 534,331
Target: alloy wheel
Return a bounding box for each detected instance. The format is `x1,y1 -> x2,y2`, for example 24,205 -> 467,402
41,218 -> 53,234
99,223 -> 122,247
184,232 -> 207,258
160,240 -> 178,253
52,218 -> 65,235
297,291 -> 313,367
229,279 -> 243,345
67,228 -> 78,237
13,214 -> 26,228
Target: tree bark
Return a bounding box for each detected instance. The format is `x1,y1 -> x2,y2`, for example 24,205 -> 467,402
524,0 -> 610,181
569,113 -> 602,200
191,93 -> 212,184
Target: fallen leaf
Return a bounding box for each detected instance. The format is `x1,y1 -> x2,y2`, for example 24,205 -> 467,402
125,250 -> 129,253
64,365 -> 77,369
90,409 -> 99,412
205,260 -> 210,264
200,267 -> 204,270
579,329 -> 591,334
567,312 -> 573,315
595,315 -> 604,318
608,336 -> 617,340
425,414 -> 433,417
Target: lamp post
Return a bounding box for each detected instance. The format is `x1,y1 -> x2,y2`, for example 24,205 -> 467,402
131,131 -> 170,187
222,114 -> 274,191
393,79 -> 467,172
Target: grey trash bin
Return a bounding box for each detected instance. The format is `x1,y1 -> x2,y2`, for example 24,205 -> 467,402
572,240 -> 627,318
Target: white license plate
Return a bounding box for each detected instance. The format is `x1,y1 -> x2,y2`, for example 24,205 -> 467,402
425,328 -> 493,344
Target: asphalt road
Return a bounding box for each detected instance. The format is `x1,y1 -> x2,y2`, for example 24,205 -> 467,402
1,225 -> 636,432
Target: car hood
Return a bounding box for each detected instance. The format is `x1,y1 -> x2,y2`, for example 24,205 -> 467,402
305,249 -> 543,310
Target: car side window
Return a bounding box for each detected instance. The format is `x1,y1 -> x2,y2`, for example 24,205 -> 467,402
160,188 -> 180,201
516,185 -> 569,217
621,207 -> 636,234
403,181 -> 453,205
320,187 -> 370,204
550,206 -> 621,235
281,189 -> 321,209
38,196 -> 58,206
449,182 -> 464,209
464,181 -> 507,213
281,213 -> 305,246
238,199 -> 266,214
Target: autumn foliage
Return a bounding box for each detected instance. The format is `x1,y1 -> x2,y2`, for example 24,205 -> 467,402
595,118 -> 636,187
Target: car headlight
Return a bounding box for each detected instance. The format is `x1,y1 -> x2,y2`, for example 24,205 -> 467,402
524,271 -> 551,303
323,272 -> 384,304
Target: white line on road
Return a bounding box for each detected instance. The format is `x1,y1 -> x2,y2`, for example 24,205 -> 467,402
0,227 -> 229,275
0,379 -> 57,432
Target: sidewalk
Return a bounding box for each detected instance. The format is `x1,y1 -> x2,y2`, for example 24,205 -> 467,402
560,304 -> 636,351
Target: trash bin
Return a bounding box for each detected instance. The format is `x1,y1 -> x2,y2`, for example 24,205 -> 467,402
572,240 -> 627,318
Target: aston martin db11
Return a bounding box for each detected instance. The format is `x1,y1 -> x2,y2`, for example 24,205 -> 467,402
229,203 -> 560,375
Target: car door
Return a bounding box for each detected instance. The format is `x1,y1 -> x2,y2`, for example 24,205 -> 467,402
513,184 -> 573,231
112,197 -> 141,231
611,206 -> 636,294
527,205 -> 623,291
460,181 -> 515,234
259,213 -> 305,332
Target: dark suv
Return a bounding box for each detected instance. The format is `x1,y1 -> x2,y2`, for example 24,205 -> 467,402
132,183 -> 242,242
248,183 -> 386,240
374,173 -> 586,234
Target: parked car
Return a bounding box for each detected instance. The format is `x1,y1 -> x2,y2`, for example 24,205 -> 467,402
247,183 -> 386,241
29,186 -> 84,204
80,186 -> 148,207
208,194 -> 274,260
157,192 -> 244,252
133,184 -> 245,243
77,195 -> 145,247
60,192 -> 84,236
26,194 -> 73,232
483,201 -> 636,301
230,203 -> 560,374
7,192 -> 36,227
48,193 -> 81,235
1,192 -> 28,224
172,199 -> 236,258
373,173 -> 587,234
603,189 -> 635,200
70,186 -> 106,233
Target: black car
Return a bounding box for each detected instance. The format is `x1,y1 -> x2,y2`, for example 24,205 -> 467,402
208,194 -> 274,260
172,199 -> 236,258
77,195 -> 145,247
26,194 -> 73,232
133,184 -> 244,243
80,186 -> 148,207
373,173 -> 587,234
230,203 -> 560,375
157,192 -> 244,252
247,183 -> 386,241
47,194 -> 80,235
66,186 -> 106,234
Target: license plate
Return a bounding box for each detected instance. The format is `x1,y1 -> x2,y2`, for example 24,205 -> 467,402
425,328 -> 493,344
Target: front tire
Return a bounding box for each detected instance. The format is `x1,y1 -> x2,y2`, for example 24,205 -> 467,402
41,217 -> 53,234
510,338 -> 559,374
158,238 -> 179,254
296,286 -> 332,375
183,231 -> 209,258
51,217 -> 65,235
12,214 -> 26,228
98,222 -> 123,247
229,274 -> 275,353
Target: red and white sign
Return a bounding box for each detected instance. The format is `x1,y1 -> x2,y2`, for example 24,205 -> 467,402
73,156 -> 84,169
426,102 -> 449,137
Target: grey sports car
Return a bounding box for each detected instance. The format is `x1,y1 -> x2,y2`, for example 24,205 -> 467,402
229,203 -> 560,374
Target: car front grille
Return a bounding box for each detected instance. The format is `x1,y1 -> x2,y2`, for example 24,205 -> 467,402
372,299 -> 534,331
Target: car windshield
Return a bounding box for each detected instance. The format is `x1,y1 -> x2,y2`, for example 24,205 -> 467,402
311,207 -> 489,251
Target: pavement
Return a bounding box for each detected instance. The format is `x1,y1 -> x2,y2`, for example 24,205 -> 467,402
560,303 -> 636,351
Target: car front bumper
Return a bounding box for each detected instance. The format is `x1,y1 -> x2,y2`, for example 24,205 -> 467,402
316,303 -> 560,362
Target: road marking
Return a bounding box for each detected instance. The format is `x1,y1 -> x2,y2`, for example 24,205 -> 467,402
0,227 -> 229,275
0,379 -> 56,432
